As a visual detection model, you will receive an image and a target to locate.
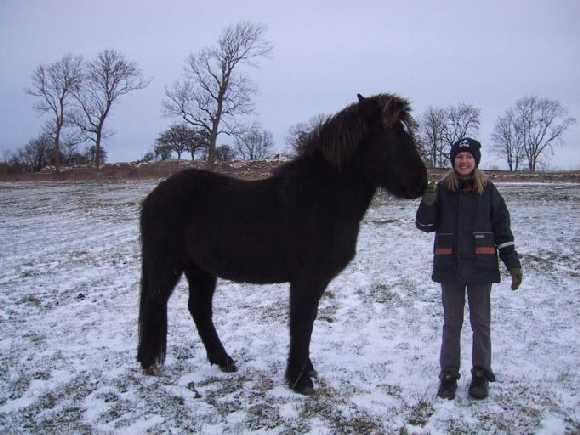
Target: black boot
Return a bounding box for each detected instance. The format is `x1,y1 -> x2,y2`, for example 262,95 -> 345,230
468,367 -> 496,400
437,370 -> 460,400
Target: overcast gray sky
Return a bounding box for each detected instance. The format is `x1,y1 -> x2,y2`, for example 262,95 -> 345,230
1,0 -> 579,169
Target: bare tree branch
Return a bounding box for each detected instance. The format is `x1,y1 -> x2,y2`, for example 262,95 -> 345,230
155,124 -> 207,161
163,22 -> 272,165
27,54 -> 83,170
71,49 -> 149,169
509,96 -> 576,171
418,107 -> 447,167
491,109 -> 525,171
418,104 -> 480,168
286,114 -> 329,156
442,103 -> 481,159
235,124 -> 273,160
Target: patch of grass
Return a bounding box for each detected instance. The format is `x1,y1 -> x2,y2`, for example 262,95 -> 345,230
259,301 -> 288,323
245,403 -> 283,431
377,383 -> 402,397
370,282 -> 402,305
298,382 -> 384,434
520,250 -> 579,276
406,399 -> 434,427
318,304 -> 337,323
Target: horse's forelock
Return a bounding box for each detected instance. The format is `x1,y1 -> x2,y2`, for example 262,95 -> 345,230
379,94 -> 412,128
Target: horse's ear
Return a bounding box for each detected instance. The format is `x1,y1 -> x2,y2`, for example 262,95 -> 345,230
357,93 -> 375,118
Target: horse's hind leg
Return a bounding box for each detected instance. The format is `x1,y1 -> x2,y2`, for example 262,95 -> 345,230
185,267 -> 237,373
137,263 -> 181,374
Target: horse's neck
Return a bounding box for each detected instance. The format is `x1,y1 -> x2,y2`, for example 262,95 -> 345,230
279,155 -> 376,221
338,181 -> 376,221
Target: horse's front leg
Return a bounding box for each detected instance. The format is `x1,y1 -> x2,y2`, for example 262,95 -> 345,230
286,278 -> 328,395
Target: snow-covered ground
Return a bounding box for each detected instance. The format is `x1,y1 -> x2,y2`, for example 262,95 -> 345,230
0,180 -> 578,434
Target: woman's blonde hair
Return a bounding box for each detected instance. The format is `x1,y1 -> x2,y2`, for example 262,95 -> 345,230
443,168 -> 488,193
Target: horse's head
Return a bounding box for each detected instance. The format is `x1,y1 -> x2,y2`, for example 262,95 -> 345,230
356,93 -> 427,199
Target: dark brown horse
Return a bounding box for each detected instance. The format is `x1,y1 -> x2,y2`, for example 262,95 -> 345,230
137,93 -> 427,394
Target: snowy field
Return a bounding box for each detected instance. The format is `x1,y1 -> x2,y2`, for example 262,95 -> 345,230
0,180 -> 578,434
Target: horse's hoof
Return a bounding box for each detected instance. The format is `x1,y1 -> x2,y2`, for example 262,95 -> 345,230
307,368 -> 319,379
210,355 -> 237,373
305,359 -> 318,379
290,376 -> 314,396
143,365 -> 161,376
219,361 -> 238,373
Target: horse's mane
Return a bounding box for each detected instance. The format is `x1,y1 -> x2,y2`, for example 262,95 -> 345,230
294,93 -> 413,169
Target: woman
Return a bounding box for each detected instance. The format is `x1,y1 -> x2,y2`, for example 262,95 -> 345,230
416,137 -> 523,400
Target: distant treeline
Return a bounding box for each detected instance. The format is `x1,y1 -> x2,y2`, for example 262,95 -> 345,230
2,22 -> 576,174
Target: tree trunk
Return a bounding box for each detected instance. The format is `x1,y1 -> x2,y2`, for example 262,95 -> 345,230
54,99 -> 65,172
95,130 -> 102,170
207,127 -> 218,167
54,125 -> 62,172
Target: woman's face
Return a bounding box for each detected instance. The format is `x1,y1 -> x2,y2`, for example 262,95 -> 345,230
454,152 -> 476,176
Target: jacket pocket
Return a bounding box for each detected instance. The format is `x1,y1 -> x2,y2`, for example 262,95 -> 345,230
474,232 -> 497,269
434,233 -> 455,272
435,233 -> 454,256
473,232 -> 496,255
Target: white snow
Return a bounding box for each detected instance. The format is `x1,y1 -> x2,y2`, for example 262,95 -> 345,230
0,180 -> 578,433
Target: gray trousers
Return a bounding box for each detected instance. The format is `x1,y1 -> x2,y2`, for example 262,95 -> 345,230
440,280 -> 492,374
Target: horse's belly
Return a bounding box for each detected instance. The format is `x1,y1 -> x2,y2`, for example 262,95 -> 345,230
188,244 -> 290,284
208,261 -> 289,284
220,267 -> 289,284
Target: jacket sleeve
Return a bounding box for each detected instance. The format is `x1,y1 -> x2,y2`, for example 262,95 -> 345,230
415,184 -> 439,233
490,183 -> 521,270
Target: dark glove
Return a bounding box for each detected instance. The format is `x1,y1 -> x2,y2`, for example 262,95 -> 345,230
510,268 -> 523,290
422,181 -> 437,206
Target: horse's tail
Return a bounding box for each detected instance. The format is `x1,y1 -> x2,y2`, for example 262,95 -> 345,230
137,190 -> 183,372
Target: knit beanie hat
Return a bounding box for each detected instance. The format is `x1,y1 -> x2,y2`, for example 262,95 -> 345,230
450,137 -> 481,166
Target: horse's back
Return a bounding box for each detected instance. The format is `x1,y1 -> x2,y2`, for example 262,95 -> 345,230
144,168 -> 291,283
141,166 -> 367,285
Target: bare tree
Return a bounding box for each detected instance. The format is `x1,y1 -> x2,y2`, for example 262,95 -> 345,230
27,54 -> 83,171
216,144 -> 236,161
142,151 -> 156,162
442,103 -> 480,160
235,124 -> 273,160
17,132 -> 53,172
491,109 -> 525,171
71,49 -> 149,169
40,120 -> 85,167
418,107 -> 447,167
155,124 -> 203,160
286,114 -> 328,155
86,145 -> 108,166
163,22 -> 272,165
186,129 -> 208,160
154,143 -> 173,161
61,136 -> 85,165
417,103 -> 480,168
286,122 -> 309,155
513,96 -> 575,171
